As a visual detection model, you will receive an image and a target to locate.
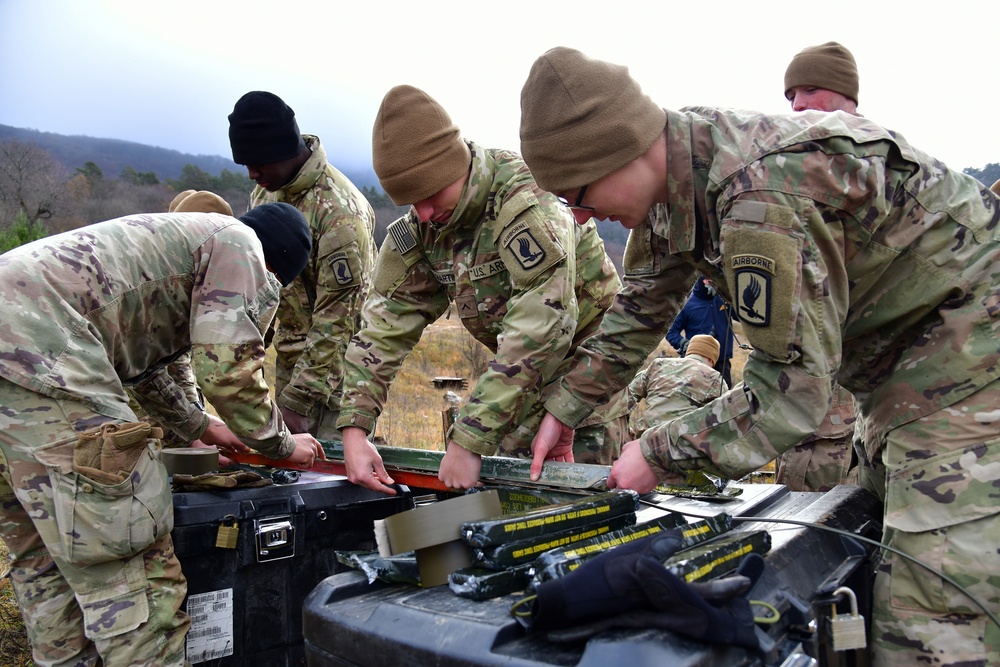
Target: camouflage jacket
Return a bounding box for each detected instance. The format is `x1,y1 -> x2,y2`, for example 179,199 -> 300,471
545,107 -> 1000,481
338,142 -> 622,455
628,357 -> 726,439
250,135 -> 376,415
0,213 -> 296,458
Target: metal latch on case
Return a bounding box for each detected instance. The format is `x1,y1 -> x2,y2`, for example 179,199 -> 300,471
255,515 -> 295,562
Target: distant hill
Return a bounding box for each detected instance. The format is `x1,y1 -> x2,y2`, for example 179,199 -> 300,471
0,124 -> 380,189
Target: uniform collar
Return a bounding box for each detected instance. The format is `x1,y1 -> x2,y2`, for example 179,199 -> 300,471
277,134 -> 327,197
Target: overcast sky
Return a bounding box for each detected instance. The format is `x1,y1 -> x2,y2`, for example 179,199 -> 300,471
2,0 -> 998,176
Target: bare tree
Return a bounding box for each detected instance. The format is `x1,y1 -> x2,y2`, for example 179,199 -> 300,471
0,140 -> 66,228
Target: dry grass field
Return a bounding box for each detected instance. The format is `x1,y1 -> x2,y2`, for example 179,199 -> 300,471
0,314 -> 751,664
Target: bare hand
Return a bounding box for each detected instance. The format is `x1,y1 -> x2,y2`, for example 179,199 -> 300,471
342,427 -> 396,495
280,406 -> 312,435
606,439 -> 666,493
438,441 -> 482,490
286,433 -> 325,468
197,415 -> 250,462
529,412 -> 575,481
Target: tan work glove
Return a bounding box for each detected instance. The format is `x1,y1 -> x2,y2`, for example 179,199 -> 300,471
172,469 -> 273,493
74,422 -> 163,485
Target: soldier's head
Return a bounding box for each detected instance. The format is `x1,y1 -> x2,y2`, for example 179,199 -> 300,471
229,91 -> 310,192
784,42 -> 859,114
371,85 -> 472,224
169,190 -> 233,217
519,47 -> 668,229
685,335 -> 720,368
239,202 -> 312,287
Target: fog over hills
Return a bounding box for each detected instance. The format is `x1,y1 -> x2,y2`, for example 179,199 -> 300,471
0,124 -> 380,190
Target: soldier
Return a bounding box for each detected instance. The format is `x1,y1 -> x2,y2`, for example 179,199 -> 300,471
228,91 -> 376,441
519,47 -> 1000,665
776,40 -> 862,492
783,40 -> 860,113
628,335 -> 726,440
0,203 -> 325,665
338,85 -> 625,493
665,275 -> 736,385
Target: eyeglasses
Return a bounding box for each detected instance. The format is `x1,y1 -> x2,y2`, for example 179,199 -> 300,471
557,185 -> 596,212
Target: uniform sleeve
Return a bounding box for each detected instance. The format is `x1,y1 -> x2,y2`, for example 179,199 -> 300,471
447,198 -> 581,456
129,365 -> 209,443
628,367 -> 650,402
639,193 -> 843,480
665,304 -> 689,350
189,236 -> 296,459
278,210 -> 374,416
543,220 -> 697,428
337,235 -> 449,434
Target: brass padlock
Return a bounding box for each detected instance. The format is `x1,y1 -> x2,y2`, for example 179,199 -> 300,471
215,515 -> 239,549
829,586 -> 867,651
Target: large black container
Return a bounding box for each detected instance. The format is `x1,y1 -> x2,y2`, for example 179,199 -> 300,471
302,484 -> 882,667
171,471 -> 414,666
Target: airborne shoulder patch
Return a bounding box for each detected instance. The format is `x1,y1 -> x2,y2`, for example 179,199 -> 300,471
328,252 -> 355,286
733,254 -> 773,327
506,226 -> 546,271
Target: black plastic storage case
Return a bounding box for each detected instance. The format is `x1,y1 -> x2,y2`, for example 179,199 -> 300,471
171,470 -> 414,666
302,484 -> 882,667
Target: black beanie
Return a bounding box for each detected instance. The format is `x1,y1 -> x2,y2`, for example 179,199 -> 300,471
239,202 -> 312,287
228,91 -> 305,165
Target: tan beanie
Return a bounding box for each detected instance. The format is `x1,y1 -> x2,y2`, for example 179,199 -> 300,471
371,85 -> 472,206
991,179 -> 1000,196
168,189 -> 197,212
519,47 -> 667,193
784,41 -> 859,104
686,334 -> 720,367
172,191 -> 234,216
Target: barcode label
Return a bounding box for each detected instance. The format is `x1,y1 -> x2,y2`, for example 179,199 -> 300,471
185,588 -> 234,663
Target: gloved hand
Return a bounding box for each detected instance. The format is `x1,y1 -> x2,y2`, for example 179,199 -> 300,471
678,338 -> 689,355
75,422 -> 163,485
517,530 -> 764,651
172,469 -> 273,492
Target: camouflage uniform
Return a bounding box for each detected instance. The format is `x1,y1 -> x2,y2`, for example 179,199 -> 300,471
543,108 -> 1000,665
250,134 -> 376,440
0,212 -> 296,665
775,383 -> 857,491
627,356 -> 726,439
338,142 -> 626,462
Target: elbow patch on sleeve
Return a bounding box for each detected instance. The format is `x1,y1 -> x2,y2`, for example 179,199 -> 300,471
496,191 -> 566,287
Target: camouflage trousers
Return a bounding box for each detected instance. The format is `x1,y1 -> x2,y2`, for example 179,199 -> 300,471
498,390 -> 629,465
775,385 -> 857,492
871,379 -> 1000,666
0,379 -> 190,667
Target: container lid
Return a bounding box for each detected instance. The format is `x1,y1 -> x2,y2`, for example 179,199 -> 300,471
161,448 -> 219,477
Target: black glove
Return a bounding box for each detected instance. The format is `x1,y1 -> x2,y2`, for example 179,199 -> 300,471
524,530 -> 684,634
518,531 -> 764,651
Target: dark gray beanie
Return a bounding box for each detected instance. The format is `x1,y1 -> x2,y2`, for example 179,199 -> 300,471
239,202 -> 311,286
228,91 -> 305,165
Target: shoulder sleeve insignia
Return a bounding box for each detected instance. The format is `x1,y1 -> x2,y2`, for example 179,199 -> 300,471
506,226 -> 547,270
328,254 -> 355,286
733,254 -> 774,327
